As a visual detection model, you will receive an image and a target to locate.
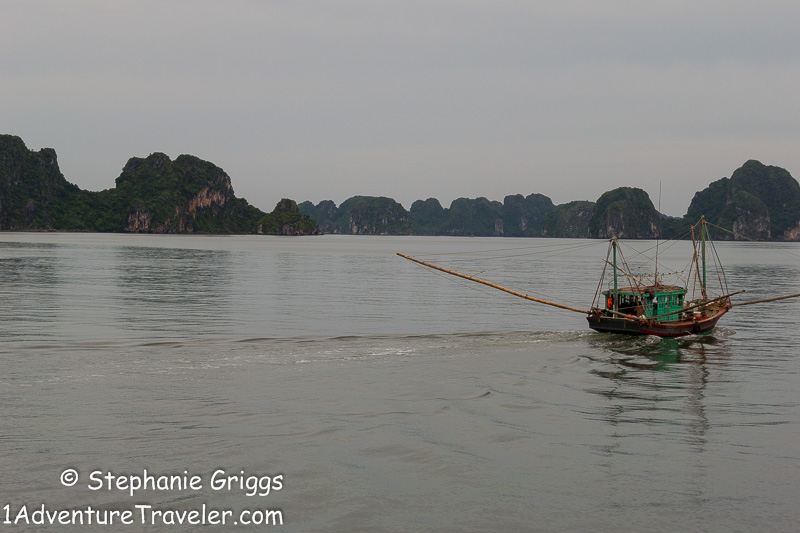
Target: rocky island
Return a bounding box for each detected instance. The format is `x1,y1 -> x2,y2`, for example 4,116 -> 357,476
3,133 -> 799,240
0,134 -> 319,235
300,160 -> 800,241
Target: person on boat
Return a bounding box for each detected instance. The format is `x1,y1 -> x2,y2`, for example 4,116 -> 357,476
645,290 -> 657,316
635,298 -> 645,318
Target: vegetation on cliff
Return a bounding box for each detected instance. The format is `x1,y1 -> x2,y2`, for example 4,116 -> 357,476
542,201 -> 595,238
257,199 -> 320,235
447,197 -> 504,236
502,194 -> 554,237
299,196 -> 409,234
589,187 -> 661,239
0,135 -> 318,235
408,198 -> 447,234
0,134 -> 84,230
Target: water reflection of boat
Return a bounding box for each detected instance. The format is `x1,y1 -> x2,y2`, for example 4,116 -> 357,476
589,333 -> 727,371
398,216 -> 800,338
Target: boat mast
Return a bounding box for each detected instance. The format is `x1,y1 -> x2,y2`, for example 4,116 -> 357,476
701,215 -> 707,300
690,222 -> 702,298
612,236 -> 618,313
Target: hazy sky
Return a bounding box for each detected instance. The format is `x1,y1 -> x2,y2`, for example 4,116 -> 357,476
4,0 -> 800,216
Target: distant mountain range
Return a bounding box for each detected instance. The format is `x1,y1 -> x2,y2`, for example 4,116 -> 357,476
300,160 -> 800,241
2,133 -> 799,240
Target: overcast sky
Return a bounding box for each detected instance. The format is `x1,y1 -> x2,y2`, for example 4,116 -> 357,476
3,0 -> 800,216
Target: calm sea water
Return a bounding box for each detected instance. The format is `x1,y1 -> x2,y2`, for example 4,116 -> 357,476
1,233 -> 799,532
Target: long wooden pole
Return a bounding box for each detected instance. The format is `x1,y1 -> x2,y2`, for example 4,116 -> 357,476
397,253 -> 589,314
731,292 -> 800,307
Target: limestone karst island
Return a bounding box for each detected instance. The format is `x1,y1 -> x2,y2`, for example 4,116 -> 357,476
2,134 -> 800,241
0,134 -> 319,235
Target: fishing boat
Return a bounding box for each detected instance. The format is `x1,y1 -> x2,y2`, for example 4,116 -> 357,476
398,216 -> 800,338
586,217 -> 735,337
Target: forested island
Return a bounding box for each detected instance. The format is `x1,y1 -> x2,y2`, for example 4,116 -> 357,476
0,134 -> 319,235
300,160 -> 800,241
2,133 -> 799,240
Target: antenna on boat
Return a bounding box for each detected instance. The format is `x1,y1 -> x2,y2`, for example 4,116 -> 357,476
654,181 -> 662,287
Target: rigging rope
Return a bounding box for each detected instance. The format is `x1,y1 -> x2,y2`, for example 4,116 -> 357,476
706,221 -> 800,262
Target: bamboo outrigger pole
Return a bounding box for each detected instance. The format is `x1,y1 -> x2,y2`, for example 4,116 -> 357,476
397,253 -> 589,314
731,292 -> 800,307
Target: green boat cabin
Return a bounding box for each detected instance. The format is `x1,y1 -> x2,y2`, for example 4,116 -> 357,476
602,285 -> 687,322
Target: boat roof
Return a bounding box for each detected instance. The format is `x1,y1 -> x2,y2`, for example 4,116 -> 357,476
604,285 -> 686,296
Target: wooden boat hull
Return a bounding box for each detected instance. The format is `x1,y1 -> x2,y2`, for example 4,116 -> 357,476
587,307 -> 729,337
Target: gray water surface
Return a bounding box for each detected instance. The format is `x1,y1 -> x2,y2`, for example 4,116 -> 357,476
1,233 -> 799,531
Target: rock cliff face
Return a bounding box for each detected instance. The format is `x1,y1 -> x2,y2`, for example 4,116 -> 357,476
126,204 -> 153,233
726,191 -> 771,241
781,221 -> 800,241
